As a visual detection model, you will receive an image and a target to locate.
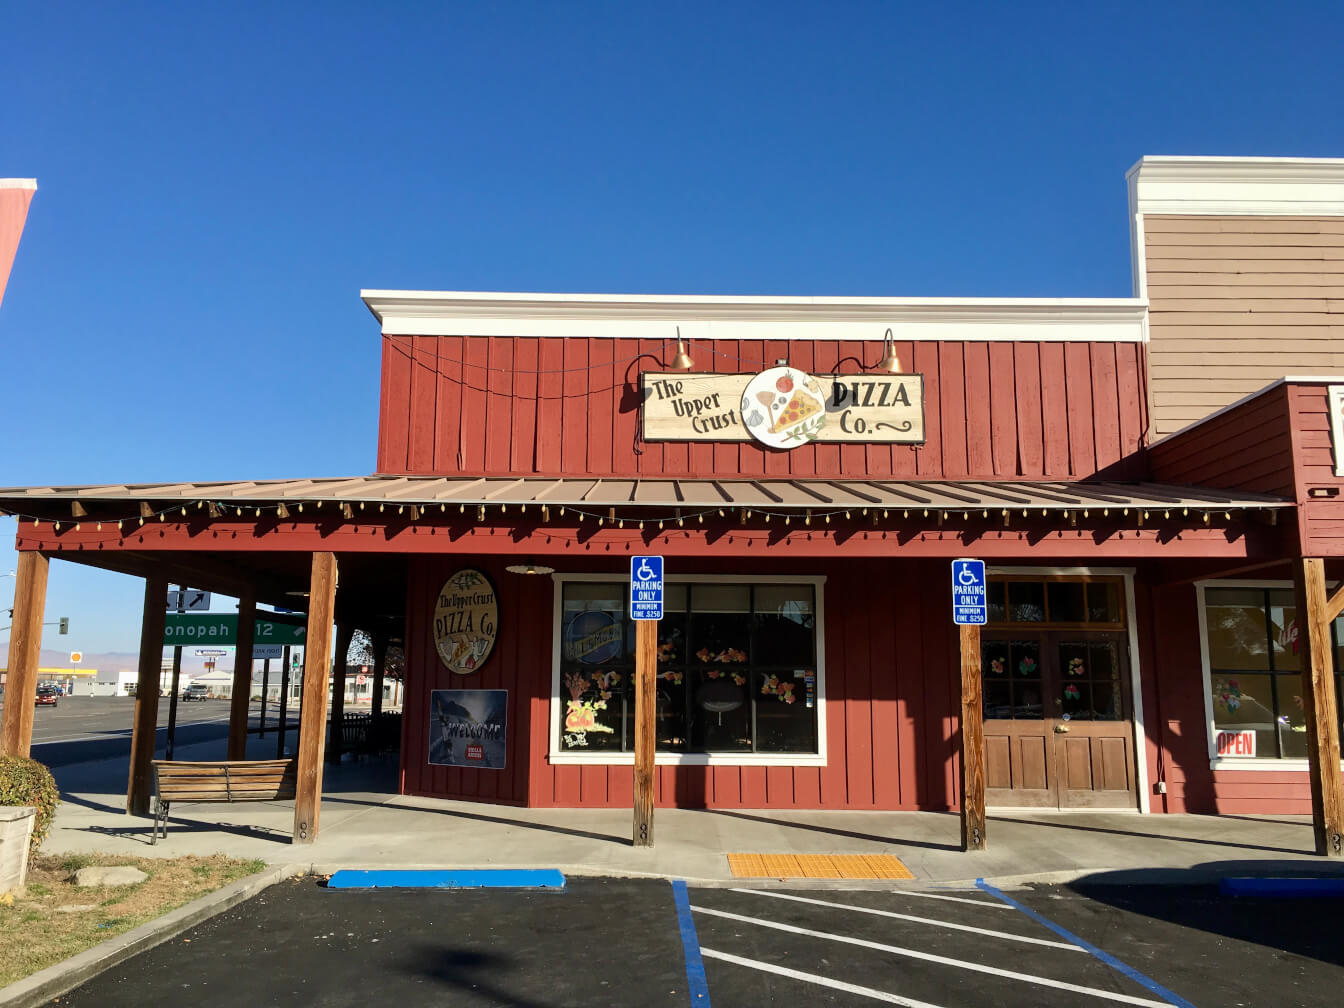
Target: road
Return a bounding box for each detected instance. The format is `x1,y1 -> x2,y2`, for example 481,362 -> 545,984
0,695 -> 303,767
52,876 -> 1344,1007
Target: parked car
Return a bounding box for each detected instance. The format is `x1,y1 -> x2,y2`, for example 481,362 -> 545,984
181,683 -> 211,702
35,683 -> 61,707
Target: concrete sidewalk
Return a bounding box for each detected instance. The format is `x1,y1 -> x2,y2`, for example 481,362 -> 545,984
43,737 -> 1344,886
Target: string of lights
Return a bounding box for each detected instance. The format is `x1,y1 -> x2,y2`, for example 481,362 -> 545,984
0,497 -> 1242,535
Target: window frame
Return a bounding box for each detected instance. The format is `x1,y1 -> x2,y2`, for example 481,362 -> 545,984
1198,578 -> 1344,770
986,574 -> 1128,631
548,573 -> 828,767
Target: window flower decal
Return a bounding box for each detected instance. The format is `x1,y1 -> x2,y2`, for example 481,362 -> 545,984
1213,678 -> 1243,712
1063,684 -> 1080,700
562,671 -> 614,734
1018,656 -> 1037,677
657,670 -> 683,684
704,668 -> 746,685
760,675 -> 798,703
1068,657 -> 1085,677
697,647 -> 747,663
657,640 -> 678,663
990,658 -> 1005,675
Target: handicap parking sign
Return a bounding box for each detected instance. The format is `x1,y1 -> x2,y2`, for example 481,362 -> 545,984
630,555 -> 664,621
951,558 -> 987,626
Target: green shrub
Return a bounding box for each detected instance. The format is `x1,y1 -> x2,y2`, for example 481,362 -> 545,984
0,755 -> 60,857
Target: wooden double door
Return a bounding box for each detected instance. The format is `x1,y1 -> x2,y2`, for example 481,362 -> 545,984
981,631 -> 1137,809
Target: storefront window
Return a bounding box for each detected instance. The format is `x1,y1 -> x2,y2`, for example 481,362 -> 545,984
1205,586 -> 1344,759
558,580 -> 819,756
987,576 -> 1125,628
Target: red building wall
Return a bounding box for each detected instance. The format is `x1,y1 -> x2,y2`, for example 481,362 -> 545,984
377,336 -> 1147,481
1148,384 -> 1296,498
400,555 -> 964,810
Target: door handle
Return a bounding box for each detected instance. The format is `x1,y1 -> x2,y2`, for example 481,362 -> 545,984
1054,724 -> 1070,734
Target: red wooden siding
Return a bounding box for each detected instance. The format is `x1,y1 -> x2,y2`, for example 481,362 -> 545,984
1148,380 -> 1344,559
1147,384 -> 1296,497
1290,384 -> 1344,557
377,337 -> 1147,481
400,555 -> 550,805
399,556 -> 961,810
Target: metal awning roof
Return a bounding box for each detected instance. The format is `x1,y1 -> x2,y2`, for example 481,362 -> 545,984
0,475 -> 1292,515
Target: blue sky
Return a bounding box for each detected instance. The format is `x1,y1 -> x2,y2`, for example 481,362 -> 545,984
2,1 -> 1342,657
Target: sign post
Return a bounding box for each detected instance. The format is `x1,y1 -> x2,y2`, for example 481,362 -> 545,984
630,555 -> 664,847
165,586 -> 188,760
951,559 -> 987,852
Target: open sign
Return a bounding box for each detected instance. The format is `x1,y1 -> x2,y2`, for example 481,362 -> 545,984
1215,730 -> 1257,757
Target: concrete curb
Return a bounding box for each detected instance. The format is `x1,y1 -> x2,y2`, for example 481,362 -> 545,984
0,862 -> 305,1008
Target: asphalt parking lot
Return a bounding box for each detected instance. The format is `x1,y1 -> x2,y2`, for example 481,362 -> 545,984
54,875 -> 1344,1007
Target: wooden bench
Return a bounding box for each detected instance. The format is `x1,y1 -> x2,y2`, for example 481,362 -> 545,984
150,759 -> 297,843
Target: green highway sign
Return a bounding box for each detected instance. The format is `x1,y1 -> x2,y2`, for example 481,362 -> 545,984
164,613 -> 307,647
257,617 -> 307,645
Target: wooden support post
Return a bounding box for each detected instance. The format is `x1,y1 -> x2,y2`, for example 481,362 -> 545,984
228,591 -> 256,760
0,551 -> 49,758
959,623 -> 987,852
293,552 -> 337,844
1293,558 -> 1344,858
633,619 -> 656,847
128,574 -> 168,815
327,622 -> 353,764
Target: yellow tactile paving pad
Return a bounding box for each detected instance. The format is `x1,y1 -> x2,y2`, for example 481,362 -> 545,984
726,853 -> 914,880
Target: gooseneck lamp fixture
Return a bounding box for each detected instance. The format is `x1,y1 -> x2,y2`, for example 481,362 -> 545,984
669,326 -> 694,370
875,327 -> 902,373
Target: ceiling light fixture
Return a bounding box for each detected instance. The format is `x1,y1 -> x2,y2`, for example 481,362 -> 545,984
505,563 -> 556,576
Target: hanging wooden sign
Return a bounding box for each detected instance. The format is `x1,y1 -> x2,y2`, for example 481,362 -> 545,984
434,569 -> 498,674
641,368 -> 925,448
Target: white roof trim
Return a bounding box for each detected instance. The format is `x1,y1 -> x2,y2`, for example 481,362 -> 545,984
0,179 -> 37,190
361,290 -> 1148,343
1127,155 -> 1344,216
1155,375 -> 1344,443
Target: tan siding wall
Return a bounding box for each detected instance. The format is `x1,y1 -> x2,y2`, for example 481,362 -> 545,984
1144,215 -> 1344,438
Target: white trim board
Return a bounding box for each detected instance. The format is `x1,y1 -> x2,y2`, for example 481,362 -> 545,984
548,572 -> 829,768
0,179 -> 37,190
363,290 -> 1148,343
1128,156 -> 1344,217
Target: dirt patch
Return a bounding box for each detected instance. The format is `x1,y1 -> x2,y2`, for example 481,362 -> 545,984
0,853 -> 266,988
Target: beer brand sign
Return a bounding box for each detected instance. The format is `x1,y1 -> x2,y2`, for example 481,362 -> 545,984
641,368 -> 924,449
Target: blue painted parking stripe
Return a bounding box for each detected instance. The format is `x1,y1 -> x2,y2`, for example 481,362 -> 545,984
671,880 -> 712,1007
975,879 -> 1196,1008
326,869 -> 565,889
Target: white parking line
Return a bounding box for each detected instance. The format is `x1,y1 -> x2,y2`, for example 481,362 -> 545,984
701,948 -> 948,1007
691,905 -> 1169,1007
730,889 -> 1082,950
794,887 -> 1012,910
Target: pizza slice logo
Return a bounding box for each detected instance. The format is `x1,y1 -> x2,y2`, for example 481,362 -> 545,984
740,367 -> 827,450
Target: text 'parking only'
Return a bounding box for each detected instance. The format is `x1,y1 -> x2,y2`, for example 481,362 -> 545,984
630,555 -> 664,621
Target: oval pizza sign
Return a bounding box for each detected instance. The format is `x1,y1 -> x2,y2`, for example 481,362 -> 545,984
740,367 -> 828,450
434,569 -> 498,674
